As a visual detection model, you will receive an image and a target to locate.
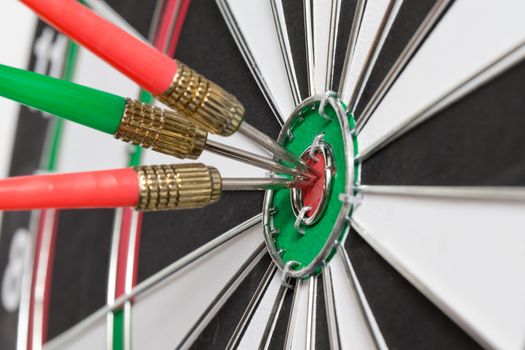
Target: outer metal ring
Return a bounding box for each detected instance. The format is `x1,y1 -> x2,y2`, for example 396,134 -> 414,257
290,141 -> 335,226
262,93 -> 356,279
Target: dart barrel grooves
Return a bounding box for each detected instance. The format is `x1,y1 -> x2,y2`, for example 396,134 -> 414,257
115,99 -> 207,159
135,164 -> 221,211
158,61 -> 245,136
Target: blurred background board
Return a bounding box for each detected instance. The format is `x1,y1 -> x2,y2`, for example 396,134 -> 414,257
1,1 -> 525,349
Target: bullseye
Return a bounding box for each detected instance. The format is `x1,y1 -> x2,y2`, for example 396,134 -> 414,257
291,140 -> 335,226
263,93 -> 358,278
301,152 -> 327,217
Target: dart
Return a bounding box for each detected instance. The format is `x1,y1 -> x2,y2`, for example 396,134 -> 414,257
0,63 -> 310,178
0,163 -> 308,212
19,0 -> 311,173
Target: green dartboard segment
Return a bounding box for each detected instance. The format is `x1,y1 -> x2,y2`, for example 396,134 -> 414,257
270,101 -> 358,272
0,63 -> 126,135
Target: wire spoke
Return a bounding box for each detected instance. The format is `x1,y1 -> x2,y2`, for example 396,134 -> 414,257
338,0 -> 402,108
322,248 -> 387,349
338,0 -> 366,97
233,269 -> 284,348
306,276 -> 317,349
359,39 -> 525,160
358,1 -> 525,160
351,187 -> 525,349
177,245 -> 267,349
259,284 -> 289,349
283,277 -> 319,349
356,0 -> 452,133
270,0 -> 303,105
225,262 -> 277,349
216,0 -> 296,122
45,215 -> 263,349
304,0 -> 341,94
357,185 -> 525,201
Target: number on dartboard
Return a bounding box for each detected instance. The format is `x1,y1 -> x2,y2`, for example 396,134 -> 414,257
31,27 -> 68,119
1,228 -> 30,312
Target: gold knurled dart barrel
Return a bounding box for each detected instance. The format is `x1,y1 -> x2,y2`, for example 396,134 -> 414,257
135,163 -> 221,211
158,61 -> 245,137
133,163 -> 308,211
113,99 -> 308,178
155,61 -> 313,175
115,98 -> 208,159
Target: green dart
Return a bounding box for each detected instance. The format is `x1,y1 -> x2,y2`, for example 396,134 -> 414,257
0,63 -> 123,134
0,64 -> 310,177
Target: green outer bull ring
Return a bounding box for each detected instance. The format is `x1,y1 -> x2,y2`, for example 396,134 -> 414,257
263,93 -> 358,279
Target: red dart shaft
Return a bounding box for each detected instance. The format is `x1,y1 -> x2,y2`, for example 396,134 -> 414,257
20,0 -> 178,95
0,168 -> 139,211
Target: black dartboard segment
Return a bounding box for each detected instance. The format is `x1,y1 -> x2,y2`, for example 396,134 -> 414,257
332,0 -> 357,92
315,274 -> 331,349
45,0 -> 158,341
47,209 -> 114,340
138,192 -> 263,282
137,0 -> 279,282
362,59 -> 525,186
345,231 -> 482,349
175,0 -> 281,138
354,0 -> 449,117
282,0 -> 308,100
191,254 -> 272,349
266,281 -> 295,349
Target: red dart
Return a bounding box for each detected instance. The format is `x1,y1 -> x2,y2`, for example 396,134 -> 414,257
0,163 -> 302,212
20,0 -> 245,137
0,164 -> 222,211
2,168 -> 139,211
20,0 -> 177,96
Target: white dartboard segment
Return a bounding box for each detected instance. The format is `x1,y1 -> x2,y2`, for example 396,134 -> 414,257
327,250 -> 386,349
0,2 -> 36,180
83,0 -> 147,42
54,0 -> 146,173
0,1 -> 36,244
284,278 -> 310,349
216,0 -> 296,122
131,223 -> 263,349
358,0 -> 525,156
270,0 -> 302,105
305,0 -> 340,94
339,0 -> 400,107
351,187 -> 525,349
237,271 -> 283,349
45,318 -> 106,350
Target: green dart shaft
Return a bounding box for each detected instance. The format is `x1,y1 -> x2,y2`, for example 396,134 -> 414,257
0,63 -> 124,134
0,63 -> 209,160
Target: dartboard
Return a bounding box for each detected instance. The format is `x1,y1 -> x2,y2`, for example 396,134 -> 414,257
0,0 -> 524,349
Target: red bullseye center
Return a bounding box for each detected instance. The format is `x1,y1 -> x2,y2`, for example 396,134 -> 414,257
301,152 -> 326,217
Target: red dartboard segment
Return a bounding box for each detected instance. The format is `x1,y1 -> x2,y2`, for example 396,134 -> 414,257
109,3 -> 191,349
112,0 -> 191,301
0,168 -> 139,211
27,209 -> 59,348
115,208 -> 143,298
20,0 -> 179,95
301,152 -> 327,217
153,0 -> 180,54
167,0 -> 191,56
